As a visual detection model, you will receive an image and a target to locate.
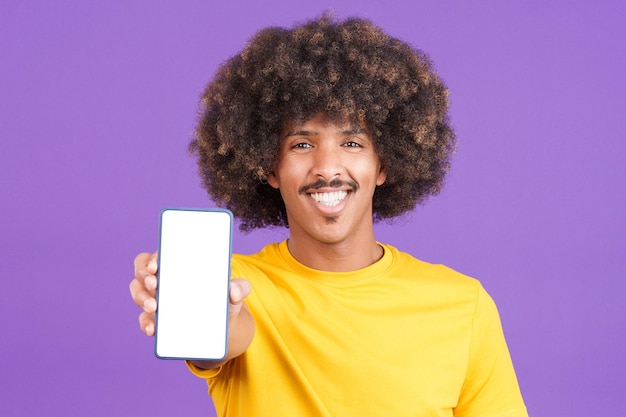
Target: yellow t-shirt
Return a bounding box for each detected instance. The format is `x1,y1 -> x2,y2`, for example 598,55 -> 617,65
188,241 -> 527,417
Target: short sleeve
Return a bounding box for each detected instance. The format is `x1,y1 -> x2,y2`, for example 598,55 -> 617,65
454,286 -> 528,417
185,360 -> 225,379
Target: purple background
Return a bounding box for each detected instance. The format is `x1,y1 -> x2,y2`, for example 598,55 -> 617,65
1,1 -> 624,416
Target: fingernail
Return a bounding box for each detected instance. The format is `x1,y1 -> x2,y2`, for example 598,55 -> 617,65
143,298 -> 157,312
230,285 -> 241,301
145,276 -> 156,290
145,324 -> 154,336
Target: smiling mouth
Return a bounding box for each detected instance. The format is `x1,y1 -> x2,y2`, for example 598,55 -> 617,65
309,190 -> 349,207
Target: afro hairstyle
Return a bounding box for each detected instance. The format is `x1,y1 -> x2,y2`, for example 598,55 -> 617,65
190,14 -> 456,231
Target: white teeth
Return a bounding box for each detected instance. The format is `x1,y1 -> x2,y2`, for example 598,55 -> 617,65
310,191 -> 348,207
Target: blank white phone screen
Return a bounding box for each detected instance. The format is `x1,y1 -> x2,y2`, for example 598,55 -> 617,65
155,208 -> 232,360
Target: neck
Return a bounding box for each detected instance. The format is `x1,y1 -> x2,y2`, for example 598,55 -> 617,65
286,232 -> 383,272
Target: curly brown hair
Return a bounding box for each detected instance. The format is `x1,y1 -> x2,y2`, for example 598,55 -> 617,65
190,14 -> 456,231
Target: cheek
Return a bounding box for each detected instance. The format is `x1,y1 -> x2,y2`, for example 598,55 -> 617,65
267,159 -> 303,190
355,158 -> 386,186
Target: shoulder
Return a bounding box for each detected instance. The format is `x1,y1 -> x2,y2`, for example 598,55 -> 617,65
383,244 -> 482,291
231,241 -> 286,278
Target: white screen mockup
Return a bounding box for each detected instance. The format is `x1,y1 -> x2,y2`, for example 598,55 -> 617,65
155,208 -> 232,360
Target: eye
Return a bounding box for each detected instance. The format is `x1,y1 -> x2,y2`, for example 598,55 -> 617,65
293,142 -> 313,149
342,141 -> 363,148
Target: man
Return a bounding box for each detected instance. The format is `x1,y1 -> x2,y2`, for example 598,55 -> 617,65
131,14 -> 528,416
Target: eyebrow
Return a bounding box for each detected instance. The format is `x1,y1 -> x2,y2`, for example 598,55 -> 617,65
341,127 -> 368,136
284,127 -> 368,137
284,130 -> 313,137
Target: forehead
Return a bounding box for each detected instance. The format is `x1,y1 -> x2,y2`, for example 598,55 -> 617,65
281,113 -> 370,137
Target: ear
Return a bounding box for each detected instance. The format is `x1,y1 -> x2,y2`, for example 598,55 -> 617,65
266,171 -> 280,189
376,165 -> 387,186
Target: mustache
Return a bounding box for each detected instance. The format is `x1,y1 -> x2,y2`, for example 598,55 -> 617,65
299,178 -> 358,195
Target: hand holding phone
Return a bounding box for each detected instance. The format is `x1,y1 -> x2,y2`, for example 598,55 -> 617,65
155,208 -> 233,360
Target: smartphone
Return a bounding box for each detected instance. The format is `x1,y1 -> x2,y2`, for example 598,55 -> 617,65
155,208 -> 233,360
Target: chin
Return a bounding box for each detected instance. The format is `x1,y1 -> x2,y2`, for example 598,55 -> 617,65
311,227 -> 352,245
323,216 -> 338,224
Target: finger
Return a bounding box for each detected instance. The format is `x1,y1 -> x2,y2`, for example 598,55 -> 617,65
229,278 -> 251,317
129,278 -> 157,312
230,278 -> 252,304
144,275 -> 158,294
133,251 -> 158,295
134,251 -> 159,278
147,251 -> 159,275
134,252 -> 152,282
139,311 -> 156,336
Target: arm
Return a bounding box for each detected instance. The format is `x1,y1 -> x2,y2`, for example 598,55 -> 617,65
129,251 -> 256,370
454,286 -> 527,417
189,278 -> 255,370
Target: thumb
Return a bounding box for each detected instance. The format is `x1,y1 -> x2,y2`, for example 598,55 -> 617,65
229,278 -> 251,316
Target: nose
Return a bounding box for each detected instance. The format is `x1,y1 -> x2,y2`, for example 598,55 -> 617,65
312,142 -> 343,181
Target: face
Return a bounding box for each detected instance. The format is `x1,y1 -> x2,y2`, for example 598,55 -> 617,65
267,114 -> 387,246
